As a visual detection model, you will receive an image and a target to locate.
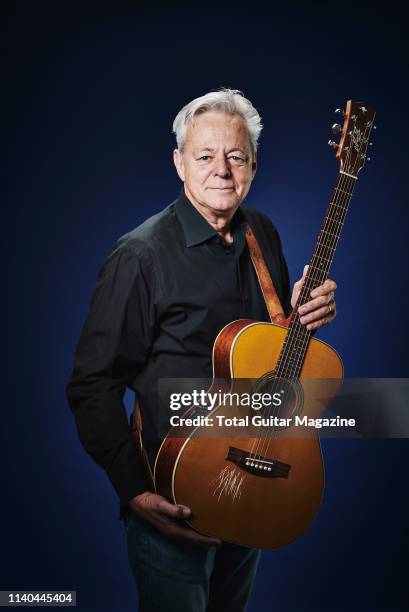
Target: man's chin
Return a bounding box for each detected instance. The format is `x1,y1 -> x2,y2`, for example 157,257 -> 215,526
206,191 -> 240,211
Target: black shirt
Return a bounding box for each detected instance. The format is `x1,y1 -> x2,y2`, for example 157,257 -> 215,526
66,191 -> 291,514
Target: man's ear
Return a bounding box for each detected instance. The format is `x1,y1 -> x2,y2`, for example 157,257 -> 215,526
173,149 -> 185,182
251,151 -> 257,177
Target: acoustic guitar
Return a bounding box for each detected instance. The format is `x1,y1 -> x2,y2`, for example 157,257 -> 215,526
154,101 -> 376,548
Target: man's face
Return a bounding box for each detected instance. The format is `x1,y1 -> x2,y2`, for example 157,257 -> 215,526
173,111 -> 256,216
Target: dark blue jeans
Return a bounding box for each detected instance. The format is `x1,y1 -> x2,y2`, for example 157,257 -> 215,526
125,512 -> 260,612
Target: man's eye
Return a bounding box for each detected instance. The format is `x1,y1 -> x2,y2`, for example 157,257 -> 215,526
229,156 -> 245,162
198,155 -> 211,161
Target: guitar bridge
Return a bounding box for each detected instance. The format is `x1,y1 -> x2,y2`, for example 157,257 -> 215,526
226,446 -> 291,478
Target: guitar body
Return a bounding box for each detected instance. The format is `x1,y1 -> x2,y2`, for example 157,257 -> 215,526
154,319 -> 343,548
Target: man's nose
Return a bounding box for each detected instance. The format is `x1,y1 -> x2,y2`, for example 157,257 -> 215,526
213,156 -> 231,178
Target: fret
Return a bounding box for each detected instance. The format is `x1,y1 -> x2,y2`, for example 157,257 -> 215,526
306,267 -> 327,279
334,186 -> 352,197
286,341 -> 308,356
310,265 -> 327,274
276,368 -> 292,378
324,215 -> 344,229
275,160 -> 361,378
316,240 -> 335,252
302,272 -> 326,287
311,252 -> 331,263
280,356 -> 301,366
300,280 -> 323,294
310,261 -> 330,271
285,338 -> 308,352
329,201 -> 348,212
320,228 -> 340,239
284,329 -> 306,342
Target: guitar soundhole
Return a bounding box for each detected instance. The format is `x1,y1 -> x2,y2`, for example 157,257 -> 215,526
251,377 -> 303,428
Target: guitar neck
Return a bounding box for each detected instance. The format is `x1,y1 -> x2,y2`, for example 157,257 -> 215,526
275,171 -> 357,378
299,171 -> 357,303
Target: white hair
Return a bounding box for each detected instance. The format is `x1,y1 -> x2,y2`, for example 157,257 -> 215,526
172,88 -> 263,154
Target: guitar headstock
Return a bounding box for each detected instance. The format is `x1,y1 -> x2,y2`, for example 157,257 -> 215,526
328,100 -> 376,177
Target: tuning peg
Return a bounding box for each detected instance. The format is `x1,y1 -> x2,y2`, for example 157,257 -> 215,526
369,142 -> 373,146
367,157 -> 371,161
373,125 -> 377,130
334,108 -> 344,114
332,123 -> 342,134
328,140 -> 338,149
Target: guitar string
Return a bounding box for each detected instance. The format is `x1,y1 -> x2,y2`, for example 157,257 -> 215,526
269,136 -> 359,380
254,163 -> 356,463
279,170 -> 355,375
249,146 -> 357,462
258,122 -> 370,463
249,120 -> 371,464
274,151 -> 359,386
249,117 -> 372,462
277,120 -> 370,381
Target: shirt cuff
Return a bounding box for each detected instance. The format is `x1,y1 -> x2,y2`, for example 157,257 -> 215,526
106,446 -> 151,506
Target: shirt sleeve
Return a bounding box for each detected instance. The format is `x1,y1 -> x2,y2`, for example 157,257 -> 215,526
66,241 -> 156,505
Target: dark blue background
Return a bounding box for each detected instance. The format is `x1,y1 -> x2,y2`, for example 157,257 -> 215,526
3,2 -> 409,610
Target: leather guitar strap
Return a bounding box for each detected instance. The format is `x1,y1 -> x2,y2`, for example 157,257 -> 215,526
245,224 -> 286,324
131,399 -> 155,490
132,222 -> 286,487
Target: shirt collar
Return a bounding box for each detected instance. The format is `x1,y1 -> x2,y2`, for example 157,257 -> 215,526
175,190 -> 247,248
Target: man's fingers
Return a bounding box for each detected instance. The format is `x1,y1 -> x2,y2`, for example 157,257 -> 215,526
157,521 -> 222,547
291,264 -> 309,308
299,304 -> 334,325
129,492 -> 221,547
310,279 -> 337,298
299,277 -> 337,317
299,295 -> 330,316
156,497 -> 191,519
295,264 -> 309,288
129,492 -> 191,520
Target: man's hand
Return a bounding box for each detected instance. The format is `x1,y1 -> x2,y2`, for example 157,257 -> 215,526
129,491 -> 222,547
291,265 -> 337,331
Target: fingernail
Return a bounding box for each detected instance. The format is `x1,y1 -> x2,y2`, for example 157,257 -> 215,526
179,506 -> 191,517
311,291 -> 317,298
299,306 -> 305,314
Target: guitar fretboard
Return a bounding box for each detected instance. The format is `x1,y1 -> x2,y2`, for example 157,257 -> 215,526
275,172 -> 357,378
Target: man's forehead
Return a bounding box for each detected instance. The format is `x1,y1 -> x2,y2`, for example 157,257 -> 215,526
185,111 -> 251,149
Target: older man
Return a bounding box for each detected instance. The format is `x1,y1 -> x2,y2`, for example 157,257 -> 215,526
67,89 -> 336,611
